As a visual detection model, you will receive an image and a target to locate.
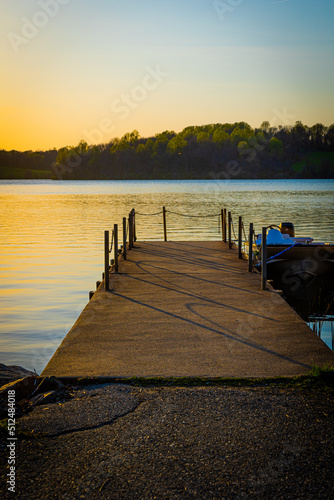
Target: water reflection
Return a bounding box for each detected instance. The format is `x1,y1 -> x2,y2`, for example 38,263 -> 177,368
309,316 -> 334,351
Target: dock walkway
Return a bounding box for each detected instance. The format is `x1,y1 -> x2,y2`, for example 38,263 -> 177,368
43,241 -> 334,378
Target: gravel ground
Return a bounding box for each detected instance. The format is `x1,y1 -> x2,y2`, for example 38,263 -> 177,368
1,384 -> 333,499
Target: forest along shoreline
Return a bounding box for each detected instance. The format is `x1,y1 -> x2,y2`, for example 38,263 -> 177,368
1,121 -> 333,180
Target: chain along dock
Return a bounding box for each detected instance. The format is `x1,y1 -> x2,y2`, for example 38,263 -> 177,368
42,208 -> 334,378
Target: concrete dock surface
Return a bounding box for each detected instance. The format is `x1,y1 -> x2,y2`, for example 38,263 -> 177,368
42,241 -> 334,378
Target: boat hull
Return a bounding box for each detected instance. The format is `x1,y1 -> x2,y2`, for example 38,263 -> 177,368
262,244 -> 334,301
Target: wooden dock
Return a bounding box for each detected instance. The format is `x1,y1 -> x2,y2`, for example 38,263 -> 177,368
42,241 -> 334,378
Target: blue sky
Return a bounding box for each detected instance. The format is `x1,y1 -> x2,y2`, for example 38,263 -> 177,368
1,0 -> 334,150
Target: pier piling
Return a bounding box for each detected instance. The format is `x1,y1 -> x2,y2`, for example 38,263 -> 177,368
261,226 -> 267,290
248,223 -> 253,272
163,206 -> 167,242
123,217 -> 127,260
114,224 -> 118,274
238,216 -> 242,259
104,230 -> 110,291
228,212 -> 232,249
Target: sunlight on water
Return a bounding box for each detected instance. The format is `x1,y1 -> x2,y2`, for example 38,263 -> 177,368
1,179 -> 333,373
309,316 -> 334,351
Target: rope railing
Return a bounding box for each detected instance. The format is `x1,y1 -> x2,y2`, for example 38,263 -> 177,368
165,210 -> 221,218
101,206 -> 271,293
230,216 -> 238,241
109,229 -> 114,254
136,209 -> 221,218
126,207 -> 257,264
242,221 -> 248,244
136,210 -> 164,216
103,212 -> 135,291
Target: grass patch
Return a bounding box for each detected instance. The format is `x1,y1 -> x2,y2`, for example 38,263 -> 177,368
292,151 -> 334,175
0,167 -> 51,179
292,160 -> 306,173
307,151 -> 334,167
309,363 -> 334,384
74,365 -> 334,390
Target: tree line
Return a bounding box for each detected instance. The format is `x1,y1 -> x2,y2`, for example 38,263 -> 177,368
1,121 -> 334,180
0,149 -> 57,179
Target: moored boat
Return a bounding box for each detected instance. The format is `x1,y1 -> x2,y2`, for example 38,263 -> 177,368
254,223 -> 334,300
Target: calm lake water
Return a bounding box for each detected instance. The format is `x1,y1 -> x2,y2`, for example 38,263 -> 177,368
1,179 -> 333,374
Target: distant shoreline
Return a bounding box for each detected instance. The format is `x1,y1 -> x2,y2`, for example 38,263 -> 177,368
1,173 -> 333,180
2,122 -> 334,181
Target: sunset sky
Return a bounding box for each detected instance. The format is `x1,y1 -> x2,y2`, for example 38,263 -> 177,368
1,0 -> 334,151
